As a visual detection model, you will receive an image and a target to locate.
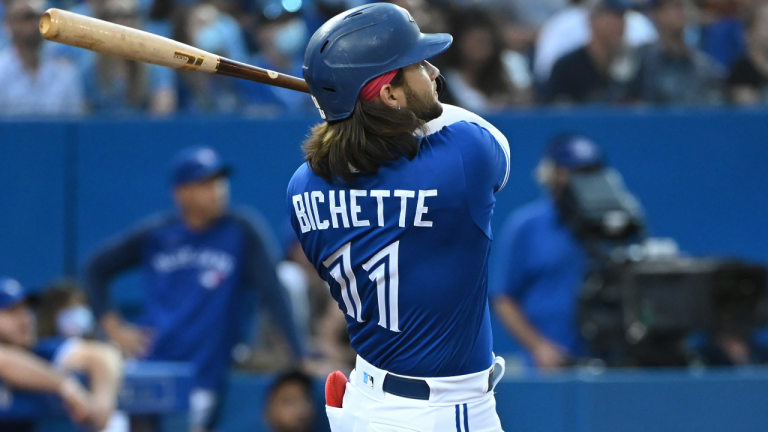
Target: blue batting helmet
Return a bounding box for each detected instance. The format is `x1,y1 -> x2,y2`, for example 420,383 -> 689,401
302,3 -> 452,122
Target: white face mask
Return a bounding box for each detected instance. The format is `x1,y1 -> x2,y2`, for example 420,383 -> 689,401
56,306 -> 95,338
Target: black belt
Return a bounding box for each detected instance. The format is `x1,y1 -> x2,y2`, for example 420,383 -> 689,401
382,366 -> 497,401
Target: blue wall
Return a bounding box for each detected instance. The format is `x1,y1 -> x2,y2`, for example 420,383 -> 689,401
213,367 -> 768,432
3,108 -> 768,354
2,108 -> 766,287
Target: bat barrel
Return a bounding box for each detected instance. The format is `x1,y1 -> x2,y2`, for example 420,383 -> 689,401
39,8 -> 310,94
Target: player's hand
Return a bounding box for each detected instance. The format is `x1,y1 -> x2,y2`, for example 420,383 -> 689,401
532,338 -> 568,370
716,333 -> 751,365
101,313 -> 151,358
58,377 -> 92,426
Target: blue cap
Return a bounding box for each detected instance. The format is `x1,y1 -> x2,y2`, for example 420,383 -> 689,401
171,146 -> 231,186
546,134 -> 605,170
0,278 -> 26,309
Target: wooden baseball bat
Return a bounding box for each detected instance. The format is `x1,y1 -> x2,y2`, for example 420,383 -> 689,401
39,8 -> 311,94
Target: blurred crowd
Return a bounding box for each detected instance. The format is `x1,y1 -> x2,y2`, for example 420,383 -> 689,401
2,0 -> 768,117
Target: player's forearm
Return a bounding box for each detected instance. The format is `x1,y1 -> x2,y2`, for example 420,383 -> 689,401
78,343 -> 123,405
493,296 -> 547,351
0,346 -> 68,393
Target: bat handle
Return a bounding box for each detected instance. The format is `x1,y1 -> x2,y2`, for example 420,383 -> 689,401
217,58 -> 311,94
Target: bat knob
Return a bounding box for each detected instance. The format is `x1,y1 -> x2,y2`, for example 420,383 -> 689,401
39,9 -> 59,39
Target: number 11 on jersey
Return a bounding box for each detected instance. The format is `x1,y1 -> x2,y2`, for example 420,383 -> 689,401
323,241 -> 401,332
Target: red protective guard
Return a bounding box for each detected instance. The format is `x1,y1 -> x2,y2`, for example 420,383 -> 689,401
325,370 -> 348,408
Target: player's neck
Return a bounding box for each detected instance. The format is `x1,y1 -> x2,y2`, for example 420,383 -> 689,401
181,211 -> 222,232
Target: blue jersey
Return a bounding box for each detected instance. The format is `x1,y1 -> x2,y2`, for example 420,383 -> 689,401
288,105 -> 510,377
85,211 -> 302,390
491,198 -> 589,361
33,336 -> 74,365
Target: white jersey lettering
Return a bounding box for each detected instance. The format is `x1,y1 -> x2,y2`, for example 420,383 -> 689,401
414,190 -> 437,227
350,190 -> 370,227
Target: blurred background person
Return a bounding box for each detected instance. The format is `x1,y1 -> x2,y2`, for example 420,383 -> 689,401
264,370 -> 316,432
0,0 -> 84,116
727,1 -> 768,104
697,0 -> 750,69
635,0 -> 724,105
441,7 -> 532,112
506,0 -> 569,29
534,0 -> 658,89
546,0 -> 642,104
176,1 -> 248,113
77,0 -> 177,115
384,0 -> 448,34
0,277 -> 123,432
0,343 -> 92,432
37,281 -> 95,340
491,135 -> 604,369
273,230 -> 356,377
239,3 -> 316,117
84,146 -> 304,432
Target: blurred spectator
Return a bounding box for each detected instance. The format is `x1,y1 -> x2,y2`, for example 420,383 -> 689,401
37,281 -> 95,339
698,0 -> 748,68
635,0 -> 724,104
506,0 -> 569,27
176,2 -> 248,113
84,146 -> 304,432
0,277 -> 123,432
239,7 -> 315,117
727,1 -> 768,104
0,345 -> 92,432
0,0 -> 10,51
0,0 -> 84,116
78,0 -> 177,115
385,0 -> 448,33
276,231 -> 355,377
264,370 -> 315,432
491,135 -> 601,369
534,0 -> 658,85
546,1 -> 641,104
442,7 -> 531,112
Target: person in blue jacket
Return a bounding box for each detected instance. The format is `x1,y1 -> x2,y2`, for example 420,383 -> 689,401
84,146 -> 304,432
492,134 -> 604,369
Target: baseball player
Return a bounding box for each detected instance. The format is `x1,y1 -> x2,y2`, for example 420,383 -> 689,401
84,146 -> 304,432
0,277 -> 123,432
288,3 -> 509,431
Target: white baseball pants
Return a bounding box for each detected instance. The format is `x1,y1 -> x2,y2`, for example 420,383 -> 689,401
326,355 -> 505,432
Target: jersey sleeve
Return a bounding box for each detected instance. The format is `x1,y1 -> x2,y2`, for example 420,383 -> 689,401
33,337 -> 80,368
83,222 -> 154,318
423,104 -> 510,193
237,214 -> 305,359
